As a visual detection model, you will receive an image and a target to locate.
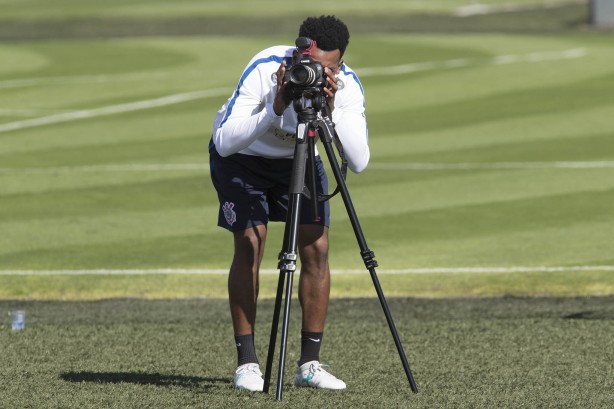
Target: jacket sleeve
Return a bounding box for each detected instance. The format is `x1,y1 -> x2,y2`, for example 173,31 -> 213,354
212,64 -> 279,157
331,74 -> 370,173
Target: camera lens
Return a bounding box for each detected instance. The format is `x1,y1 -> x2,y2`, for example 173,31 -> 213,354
290,65 -> 316,86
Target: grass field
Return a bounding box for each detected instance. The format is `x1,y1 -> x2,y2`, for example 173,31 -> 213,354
1,0 -> 614,407
2,297 -> 613,408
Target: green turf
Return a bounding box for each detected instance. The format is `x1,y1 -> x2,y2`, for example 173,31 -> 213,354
1,297 -> 613,408
0,5 -> 594,42
1,270 -> 613,300
0,0 -> 583,20
1,2 -> 613,407
2,32 -> 614,283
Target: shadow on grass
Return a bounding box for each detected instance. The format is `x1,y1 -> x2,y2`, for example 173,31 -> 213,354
60,371 -> 230,390
563,310 -> 614,320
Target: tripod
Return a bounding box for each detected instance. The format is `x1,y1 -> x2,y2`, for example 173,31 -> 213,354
262,91 -> 419,400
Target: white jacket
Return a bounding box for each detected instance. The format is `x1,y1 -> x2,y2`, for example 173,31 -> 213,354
211,45 -> 370,173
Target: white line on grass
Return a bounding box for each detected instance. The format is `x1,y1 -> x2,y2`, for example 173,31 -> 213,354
455,0 -> 588,17
0,88 -> 231,134
1,266 -> 613,276
356,48 -> 586,77
0,163 -> 210,175
367,161 -> 614,171
3,161 -> 614,176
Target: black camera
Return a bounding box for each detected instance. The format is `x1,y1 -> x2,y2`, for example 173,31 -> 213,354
284,37 -> 327,89
284,58 -> 326,88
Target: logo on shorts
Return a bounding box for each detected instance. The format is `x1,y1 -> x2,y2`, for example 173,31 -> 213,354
222,201 -> 237,226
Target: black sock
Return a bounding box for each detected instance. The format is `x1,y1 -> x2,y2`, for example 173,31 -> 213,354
235,333 -> 258,366
298,331 -> 323,366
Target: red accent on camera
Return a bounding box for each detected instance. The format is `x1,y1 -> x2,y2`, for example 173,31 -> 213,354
301,39 -> 317,56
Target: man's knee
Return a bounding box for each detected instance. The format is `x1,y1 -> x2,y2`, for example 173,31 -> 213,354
299,225 -> 329,270
232,225 -> 267,269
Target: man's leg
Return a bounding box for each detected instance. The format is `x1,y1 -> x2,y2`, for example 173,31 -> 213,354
229,225 -> 267,391
229,225 -> 267,337
297,224 -> 330,335
294,225 -> 345,390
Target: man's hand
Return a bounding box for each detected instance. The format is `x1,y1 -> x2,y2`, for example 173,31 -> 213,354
274,61 -> 340,115
323,67 -> 340,113
273,60 -> 293,116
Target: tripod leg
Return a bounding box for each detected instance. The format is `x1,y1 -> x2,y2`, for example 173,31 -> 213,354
264,197 -> 296,394
264,193 -> 302,398
264,123 -> 311,400
276,250 -> 297,401
307,132 -> 320,222
273,195 -> 304,400
364,252 -> 419,393
263,271 -> 285,393
319,128 -> 419,393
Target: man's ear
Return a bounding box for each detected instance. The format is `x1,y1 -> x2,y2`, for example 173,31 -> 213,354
337,60 -> 344,74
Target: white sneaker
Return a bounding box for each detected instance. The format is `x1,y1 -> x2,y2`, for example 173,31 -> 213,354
294,361 -> 346,390
233,363 -> 264,392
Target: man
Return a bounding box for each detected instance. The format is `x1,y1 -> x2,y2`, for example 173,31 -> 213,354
209,15 -> 369,392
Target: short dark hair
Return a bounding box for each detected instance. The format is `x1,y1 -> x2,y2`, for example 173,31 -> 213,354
299,15 -> 350,57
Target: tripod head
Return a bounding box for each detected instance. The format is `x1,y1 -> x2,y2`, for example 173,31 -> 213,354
291,87 -> 326,122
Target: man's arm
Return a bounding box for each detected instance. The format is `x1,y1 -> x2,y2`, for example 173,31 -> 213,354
331,71 -> 370,173
212,67 -> 278,157
213,54 -> 296,157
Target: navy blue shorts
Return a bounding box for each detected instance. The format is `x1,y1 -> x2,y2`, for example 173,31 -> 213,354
210,148 -> 330,232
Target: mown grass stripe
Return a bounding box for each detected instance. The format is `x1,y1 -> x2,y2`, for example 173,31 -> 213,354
2,265 -> 614,275
3,161 -> 614,176
0,47 -> 588,136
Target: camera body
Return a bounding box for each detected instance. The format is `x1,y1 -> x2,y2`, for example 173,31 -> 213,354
284,37 -> 327,90
284,56 -> 326,89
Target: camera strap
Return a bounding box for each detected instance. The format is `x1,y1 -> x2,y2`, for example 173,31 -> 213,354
322,104 -> 348,177
316,105 -> 347,203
